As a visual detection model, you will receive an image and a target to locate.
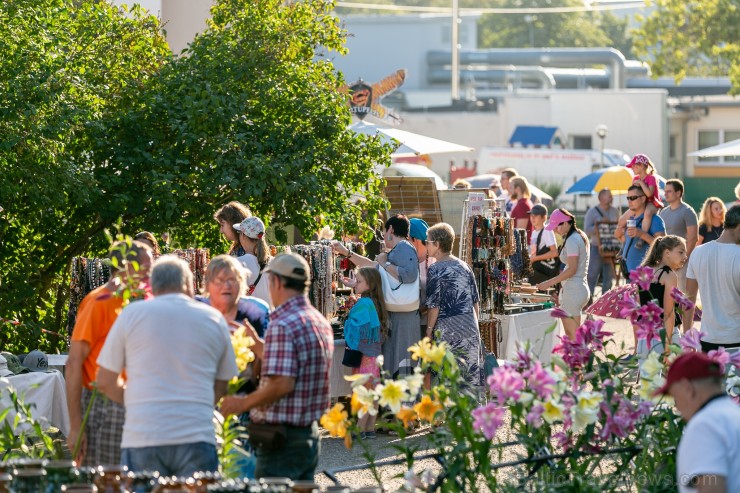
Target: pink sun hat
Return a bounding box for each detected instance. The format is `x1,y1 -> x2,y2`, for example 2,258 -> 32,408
626,153 -> 654,169
545,209 -> 572,231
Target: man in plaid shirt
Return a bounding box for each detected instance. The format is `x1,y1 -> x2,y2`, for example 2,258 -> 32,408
221,252 -> 333,480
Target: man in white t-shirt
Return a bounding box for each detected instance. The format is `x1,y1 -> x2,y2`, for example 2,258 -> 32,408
656,352 -> 740,493
685,204 -> 740,352
528,204 -> 559,285
97,256 -> 238,477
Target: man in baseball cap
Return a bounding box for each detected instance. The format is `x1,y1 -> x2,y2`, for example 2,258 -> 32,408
656,351 -> 740,493
220,252 -> 332,480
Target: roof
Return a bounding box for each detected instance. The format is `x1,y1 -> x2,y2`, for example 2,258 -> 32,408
508,125 -> 564,148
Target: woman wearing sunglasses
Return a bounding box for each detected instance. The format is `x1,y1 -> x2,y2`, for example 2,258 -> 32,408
535,208 -> 590,340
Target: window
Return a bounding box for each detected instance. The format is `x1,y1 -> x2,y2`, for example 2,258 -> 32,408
572,135 -> 592,150
725,130 -> 740,163
697,130 -> 740,165
669,134 -> 677,159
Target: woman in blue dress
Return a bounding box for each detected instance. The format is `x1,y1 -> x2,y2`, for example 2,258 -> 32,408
425,222 -> 484,387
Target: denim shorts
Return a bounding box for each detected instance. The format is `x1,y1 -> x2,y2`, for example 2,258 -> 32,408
122,441 -> 218,477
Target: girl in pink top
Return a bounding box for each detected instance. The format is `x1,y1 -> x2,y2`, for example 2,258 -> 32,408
621,153 -> 663,235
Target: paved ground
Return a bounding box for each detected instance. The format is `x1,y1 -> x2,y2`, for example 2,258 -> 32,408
314,317 -> 643,490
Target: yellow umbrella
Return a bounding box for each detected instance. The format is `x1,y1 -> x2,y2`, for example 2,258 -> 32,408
566,166 -> 665,195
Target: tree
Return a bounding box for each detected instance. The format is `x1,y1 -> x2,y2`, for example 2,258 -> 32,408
632,0 -> 740,93
335,0 -> 634,53
478,0 -> 612,49
0,0 -> 390,351
0,0 -> 171,351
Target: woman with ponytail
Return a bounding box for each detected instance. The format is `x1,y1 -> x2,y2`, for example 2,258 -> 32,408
234,217 -> 273,305
636,235 -> 687,357
535,208 -> 590,340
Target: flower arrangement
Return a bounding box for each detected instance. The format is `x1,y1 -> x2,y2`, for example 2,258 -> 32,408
321,266 -> 740,491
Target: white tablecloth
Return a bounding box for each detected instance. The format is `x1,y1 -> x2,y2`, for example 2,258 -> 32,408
0,371 -> 70,436
500,309 -> 563,364
330,339 -> 354,399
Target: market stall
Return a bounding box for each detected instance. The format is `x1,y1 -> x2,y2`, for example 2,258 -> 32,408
458,196 -> 562,361
0,370 -> 70,435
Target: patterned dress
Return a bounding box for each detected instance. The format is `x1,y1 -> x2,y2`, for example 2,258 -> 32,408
426,257 -> 484,387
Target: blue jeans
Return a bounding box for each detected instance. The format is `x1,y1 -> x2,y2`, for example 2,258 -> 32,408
254,422 -> 319,480
587,244 -> 614,295
122,442 -> 218,477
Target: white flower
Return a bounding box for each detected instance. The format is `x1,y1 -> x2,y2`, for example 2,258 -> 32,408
641,352 -> 664,380
344,373 -> 371,388
353,385 -> 378,418
572,391 -> 602,432
404,367 -> 425,398
726,368 -> 740,397
517,391 -> 535,405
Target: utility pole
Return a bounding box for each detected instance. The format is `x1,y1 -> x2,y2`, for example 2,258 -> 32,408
451,0 -> 460,101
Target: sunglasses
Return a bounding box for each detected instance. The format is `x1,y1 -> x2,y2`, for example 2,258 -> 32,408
626,195 -> 644,201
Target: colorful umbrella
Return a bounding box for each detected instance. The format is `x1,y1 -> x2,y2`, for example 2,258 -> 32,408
565,166 -> 665,196
587,284 -> 702,321
587,284 -> 635,318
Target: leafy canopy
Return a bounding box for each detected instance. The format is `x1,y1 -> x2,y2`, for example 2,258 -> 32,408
0,0 -> 390,352
632,0 -> 740,93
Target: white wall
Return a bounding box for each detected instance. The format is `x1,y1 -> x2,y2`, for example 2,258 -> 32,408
333,14 -> 479,90
390,90 -> 668,181
161,0 -> 215,54
549,91 -> 667,174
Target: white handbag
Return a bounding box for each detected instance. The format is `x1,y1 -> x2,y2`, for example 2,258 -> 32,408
378,264 -> 420,313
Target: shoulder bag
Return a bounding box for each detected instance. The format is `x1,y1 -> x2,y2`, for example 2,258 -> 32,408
378,265 -> 420,313
532,230 -> 561,278
342,346 -> 363,368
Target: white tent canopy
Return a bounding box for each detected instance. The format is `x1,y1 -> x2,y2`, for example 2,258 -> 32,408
688,138 -> 740,157
349,121 -> 474,157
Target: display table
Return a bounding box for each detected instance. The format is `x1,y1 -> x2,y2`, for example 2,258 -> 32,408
330,339 -> 354,399
500,309 -> 563,364
0,371 -> 70,435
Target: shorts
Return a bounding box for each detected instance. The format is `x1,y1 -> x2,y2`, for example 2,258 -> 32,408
559,280 -> 590,318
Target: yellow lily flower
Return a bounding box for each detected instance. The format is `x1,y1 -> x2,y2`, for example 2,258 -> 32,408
320,403 -> 349,438
414,395 -> 443,423
424,342 -> 447,366
230,326 -> 256,371
396,406 -> 418,428
409,338 -> 431,362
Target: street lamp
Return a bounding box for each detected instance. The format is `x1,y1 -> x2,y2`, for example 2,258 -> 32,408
596,124 -> 608,168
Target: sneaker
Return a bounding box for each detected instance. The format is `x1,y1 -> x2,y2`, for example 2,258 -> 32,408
363,431 -> 377,440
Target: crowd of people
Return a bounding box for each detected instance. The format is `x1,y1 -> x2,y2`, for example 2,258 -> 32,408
61,165 -> 740,486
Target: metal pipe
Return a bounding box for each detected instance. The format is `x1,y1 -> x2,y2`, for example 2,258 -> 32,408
427,48 -> 627,88
427,66 -> 556,89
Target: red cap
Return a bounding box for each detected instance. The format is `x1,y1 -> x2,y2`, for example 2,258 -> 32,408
626,153 -> 653,169
654,352 -> 723,396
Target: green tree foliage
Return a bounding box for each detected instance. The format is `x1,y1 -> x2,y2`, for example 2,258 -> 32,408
335,0 -> 634,54
0,0 -> 390,351
478,0 -> 612,49
632,0 -> 740,93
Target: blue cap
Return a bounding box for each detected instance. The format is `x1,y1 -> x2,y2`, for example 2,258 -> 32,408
409,218 -> 429,241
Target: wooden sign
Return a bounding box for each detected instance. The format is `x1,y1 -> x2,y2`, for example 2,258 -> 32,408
595,221 -> 621,257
